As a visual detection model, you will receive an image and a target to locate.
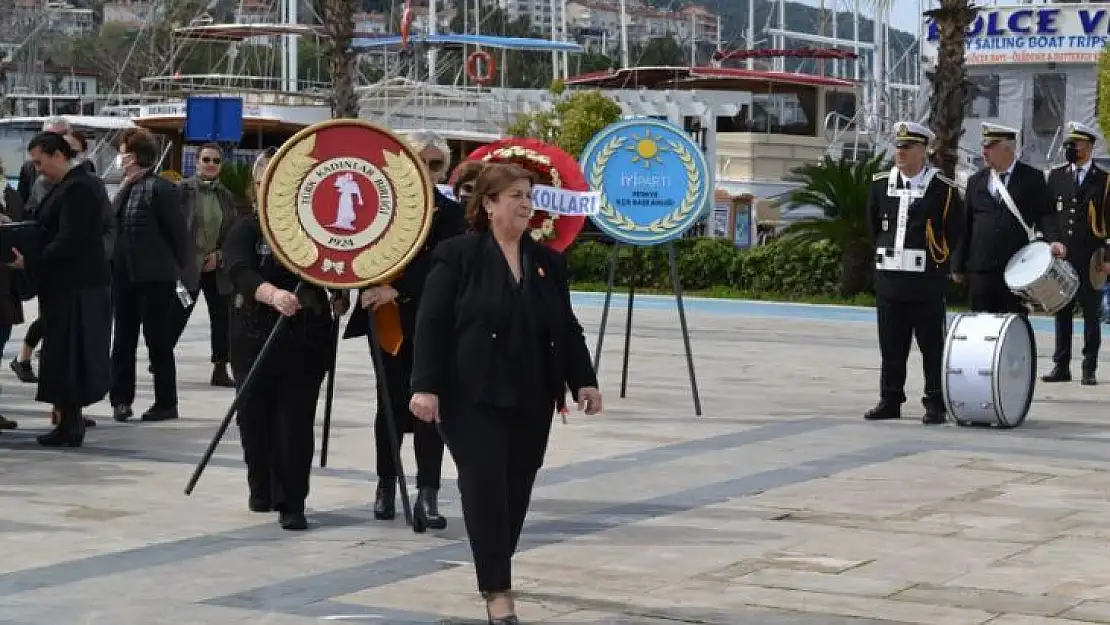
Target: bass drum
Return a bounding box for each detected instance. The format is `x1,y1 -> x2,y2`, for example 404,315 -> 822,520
942,313 -> 1036,428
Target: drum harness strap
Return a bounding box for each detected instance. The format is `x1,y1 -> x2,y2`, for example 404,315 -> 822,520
991,168 -> 1038,243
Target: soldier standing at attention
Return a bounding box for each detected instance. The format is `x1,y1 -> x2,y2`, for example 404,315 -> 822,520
864,121 -> 965,425
1043,121 -> 1110,385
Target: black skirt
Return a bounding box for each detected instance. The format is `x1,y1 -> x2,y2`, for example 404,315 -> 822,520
36,286 -> 112,407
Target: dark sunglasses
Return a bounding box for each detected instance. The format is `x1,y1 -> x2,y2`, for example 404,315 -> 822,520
200,157 -> 222,164
460,182 -> 475,194
424,158 -> 445,171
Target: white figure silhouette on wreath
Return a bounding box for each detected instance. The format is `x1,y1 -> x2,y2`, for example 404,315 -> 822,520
329,172 -> 363,231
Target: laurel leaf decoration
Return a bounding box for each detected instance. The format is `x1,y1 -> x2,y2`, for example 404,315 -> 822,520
352,150 -> 427,281
265,136 -> 320,268
589,134 -> 699,235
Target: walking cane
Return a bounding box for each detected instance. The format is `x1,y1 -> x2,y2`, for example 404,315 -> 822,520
185,282 -> 305,496
366,318 -> 414,527
319,315 -> 341,468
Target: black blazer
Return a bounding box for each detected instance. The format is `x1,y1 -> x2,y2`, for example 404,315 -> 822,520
344,187 -> 467,342
410,232 -> 598,409
34,166 -> 111,295
1046,162 -> 1110,265
954,160 -> 1060,273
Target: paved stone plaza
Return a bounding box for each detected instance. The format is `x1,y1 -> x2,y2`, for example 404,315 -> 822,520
4,294 -> 1110,624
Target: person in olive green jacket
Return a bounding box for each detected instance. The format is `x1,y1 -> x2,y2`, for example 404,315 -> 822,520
168,143 -> 237,387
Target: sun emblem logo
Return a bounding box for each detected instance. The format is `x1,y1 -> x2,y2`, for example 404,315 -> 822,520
627,129 -> 667,168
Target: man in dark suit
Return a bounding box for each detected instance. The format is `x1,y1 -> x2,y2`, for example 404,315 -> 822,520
952,123 -> 1065,313
1043,121 -> 1110,385
865,121 -> 965,425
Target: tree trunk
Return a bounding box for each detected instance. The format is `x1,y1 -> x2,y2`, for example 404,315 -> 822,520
839,237 -> 874,297
318,0 -> 359,118
926,0 -> 977,178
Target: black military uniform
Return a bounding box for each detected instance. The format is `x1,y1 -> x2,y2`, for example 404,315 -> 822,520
223,213 -> 339,531
953,123 -> 1061,313
1044,122 -> 1110,385
343,187 -> 466,531
865,122 -> 965,425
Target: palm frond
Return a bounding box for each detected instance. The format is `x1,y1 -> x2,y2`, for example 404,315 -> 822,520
779,154 -> 889,248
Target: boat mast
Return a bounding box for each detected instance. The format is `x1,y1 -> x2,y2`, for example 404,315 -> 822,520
619,0 -> 629,69
281,0 -> 298,92
428,0 -> 439,81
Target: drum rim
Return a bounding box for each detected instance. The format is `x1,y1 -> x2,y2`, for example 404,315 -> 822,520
941,311 -> 965,420
990,313 -> 1035,428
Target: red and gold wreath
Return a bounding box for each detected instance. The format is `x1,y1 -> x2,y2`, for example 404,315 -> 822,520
465,137 -> 587,253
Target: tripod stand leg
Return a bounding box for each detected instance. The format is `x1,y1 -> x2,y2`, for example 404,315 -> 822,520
319,318 -> 341,468
367,321 -> 414,527
185,282 -> 306,495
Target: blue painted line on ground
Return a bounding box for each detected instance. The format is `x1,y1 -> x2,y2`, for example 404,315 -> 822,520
570,291 -> 1076,334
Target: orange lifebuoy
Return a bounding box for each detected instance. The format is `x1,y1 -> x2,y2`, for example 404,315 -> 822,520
466,51 -> 496,86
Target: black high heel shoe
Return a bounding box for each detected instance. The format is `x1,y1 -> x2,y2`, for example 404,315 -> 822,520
483,592 -> 519,624
373,477 -> 396,520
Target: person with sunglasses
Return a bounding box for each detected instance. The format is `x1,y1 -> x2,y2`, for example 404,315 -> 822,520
452,160 -> 485,206
167,143 -> 237,387
343,130 -> 466,531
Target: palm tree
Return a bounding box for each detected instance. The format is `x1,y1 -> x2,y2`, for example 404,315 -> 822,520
779,154 -> 891,297
317,0 -> 359,117
924,0 -> 978,178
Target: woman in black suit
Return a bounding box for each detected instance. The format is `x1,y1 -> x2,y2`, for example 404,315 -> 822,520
18,132 -> 112,447
222,149 -> 349,531
409,163 -> 603,624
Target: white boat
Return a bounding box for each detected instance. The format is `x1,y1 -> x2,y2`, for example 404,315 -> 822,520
0,114 -> 135,189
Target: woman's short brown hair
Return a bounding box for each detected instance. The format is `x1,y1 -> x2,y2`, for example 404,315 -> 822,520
465,163 -> 535,232
451,160 -> 486,198
116,127 -> 159,168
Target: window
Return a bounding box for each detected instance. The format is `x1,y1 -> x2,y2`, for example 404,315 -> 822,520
1031,73 -> 1066,138
964,74 -> 999,119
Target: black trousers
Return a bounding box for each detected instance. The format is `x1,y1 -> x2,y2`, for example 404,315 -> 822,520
439,401 -> 554,594
876,297 -> 946,409
232,357 -> 326,513
1053,275 -> 1102,371
24,316 -> 44,349
372,337 -> 445,489
109,279 -> 178,408
170,271 -> 230,362
968,270 -> 1027,314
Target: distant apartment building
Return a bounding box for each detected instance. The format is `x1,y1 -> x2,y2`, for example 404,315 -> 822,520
498,0 -> 566,37
45,2 -> 95,35
102,1 -> 162,28
565,1 -> 718,53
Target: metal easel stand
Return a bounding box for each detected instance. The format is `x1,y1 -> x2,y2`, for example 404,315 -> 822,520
592,241 -> 702,416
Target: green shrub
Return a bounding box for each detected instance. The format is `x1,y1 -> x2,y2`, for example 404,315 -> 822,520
565,237 -> 970,305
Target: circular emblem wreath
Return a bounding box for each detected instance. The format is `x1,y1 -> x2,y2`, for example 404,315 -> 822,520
588,136 -> 702,234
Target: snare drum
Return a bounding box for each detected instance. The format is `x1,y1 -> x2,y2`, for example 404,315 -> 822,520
1004,241 -> 1079,314
942,313 -> 1035,428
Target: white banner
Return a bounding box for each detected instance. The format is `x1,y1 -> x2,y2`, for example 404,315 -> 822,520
530,184 -> 601,216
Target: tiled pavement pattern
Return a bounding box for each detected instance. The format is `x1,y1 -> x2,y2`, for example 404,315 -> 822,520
4,295 -> 1110,624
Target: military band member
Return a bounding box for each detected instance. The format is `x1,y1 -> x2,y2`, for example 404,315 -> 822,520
1043,121 -> 1110,385
223,149 -> 349,531
865,122 -> 965,425
952,122 -> 1065,313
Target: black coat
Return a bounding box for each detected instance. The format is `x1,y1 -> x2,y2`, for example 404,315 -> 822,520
1046,162 -> 1110,278
33,165 -> 112,407
954,160 -> 1061,274
222,214 -> 335,376
867,168 -> 965,302
343,187 -> 467,343
0,187 -> 25,325
112,171 -> 191,284
410,232 -> 598,411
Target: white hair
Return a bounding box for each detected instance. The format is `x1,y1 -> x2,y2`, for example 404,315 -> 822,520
42,116 -> 71,133
408,130 -> 451,165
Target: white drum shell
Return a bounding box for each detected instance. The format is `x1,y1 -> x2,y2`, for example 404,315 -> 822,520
1004,241 -> 1079,314
942,313 -> 1035,428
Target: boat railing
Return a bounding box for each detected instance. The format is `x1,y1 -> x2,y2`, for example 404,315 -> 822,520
138,74 -> 332,106
358,82 -> 512,135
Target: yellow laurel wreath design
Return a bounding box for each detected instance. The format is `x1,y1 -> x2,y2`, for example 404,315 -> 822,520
265,136 -> 320,268
589,136 -> 701,234
352,149 -> 427,281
